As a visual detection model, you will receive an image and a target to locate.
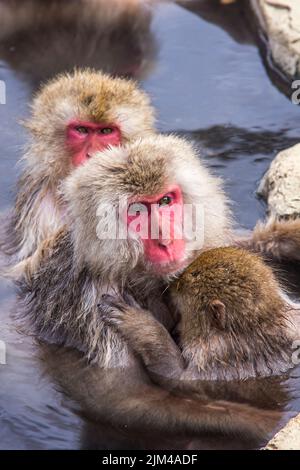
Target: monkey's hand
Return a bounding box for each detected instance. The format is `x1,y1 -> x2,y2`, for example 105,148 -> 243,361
98,294 -> 186,384
98,293 -> 134,327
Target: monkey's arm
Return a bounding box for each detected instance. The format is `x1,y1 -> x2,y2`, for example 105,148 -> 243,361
41,343 -> 283,443
99,294 -> 187,384
1,227 -> 67,281
146,295 -> 177,332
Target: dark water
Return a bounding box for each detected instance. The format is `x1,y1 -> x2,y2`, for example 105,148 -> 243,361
0,0 -> 300,449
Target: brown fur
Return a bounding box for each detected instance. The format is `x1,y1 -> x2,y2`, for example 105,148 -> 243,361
103,247 -> 300,382
14,136 -> 279,441
245,218 -> 300,262
172,247 -> 298,380
62,135 -> 233,279
1,69 -> 155,261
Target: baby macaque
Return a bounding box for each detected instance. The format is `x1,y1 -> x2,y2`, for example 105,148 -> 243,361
103,246 -> 300,384
13,135 -> 279,440
1,69 -> 155,261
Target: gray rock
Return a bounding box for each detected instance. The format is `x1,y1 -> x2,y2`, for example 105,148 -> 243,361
250,0 -> 300,78
265,413 -> 300,450
257,143 -> 300,218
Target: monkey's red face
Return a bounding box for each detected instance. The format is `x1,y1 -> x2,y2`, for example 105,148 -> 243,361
127,186 -> 186,274
66,120 -> 121,167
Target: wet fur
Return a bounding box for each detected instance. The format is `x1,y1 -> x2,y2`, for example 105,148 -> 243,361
13,136 -> 280,440
104,247 -> 300,384
0,69 -> 155,261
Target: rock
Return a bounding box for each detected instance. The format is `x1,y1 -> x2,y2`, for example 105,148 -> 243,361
257,143 -> 300,218
250,0 -> 300,79
265,413 -> 300,450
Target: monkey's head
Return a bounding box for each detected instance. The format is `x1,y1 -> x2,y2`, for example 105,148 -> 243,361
171,247 -> 294,378
24,69 -> 155,180
63,135 -> 231,284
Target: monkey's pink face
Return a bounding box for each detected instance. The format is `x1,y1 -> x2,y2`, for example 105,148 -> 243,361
66,120 -> 121,166
127,185 -> 186,274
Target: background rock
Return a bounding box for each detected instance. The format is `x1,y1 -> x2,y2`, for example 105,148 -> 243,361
250,0 -> 300,79
265,413 -> 300,450
257,143 -> 300,218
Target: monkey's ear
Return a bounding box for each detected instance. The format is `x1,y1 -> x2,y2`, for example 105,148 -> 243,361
208,299 -> 227,330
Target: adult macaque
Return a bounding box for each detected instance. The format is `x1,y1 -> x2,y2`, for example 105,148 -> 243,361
0,0 -> 156,84
1,69 -> 155,261
41,342 -> 289,449
103,246 -> 300,385
13,136 -> 280,440
3,69 -> 299,270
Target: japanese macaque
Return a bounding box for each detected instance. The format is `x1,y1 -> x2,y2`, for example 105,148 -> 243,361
13,135 -> 280,440
243,218 -> 300,263
1,69 -> 155,261
103,246 -> 300,385
0,0 -> 156,84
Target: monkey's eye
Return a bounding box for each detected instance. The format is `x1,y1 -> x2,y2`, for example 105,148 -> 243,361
158,195 -> 173,207
99,128 -> 113,135
75,126 -> 89,134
